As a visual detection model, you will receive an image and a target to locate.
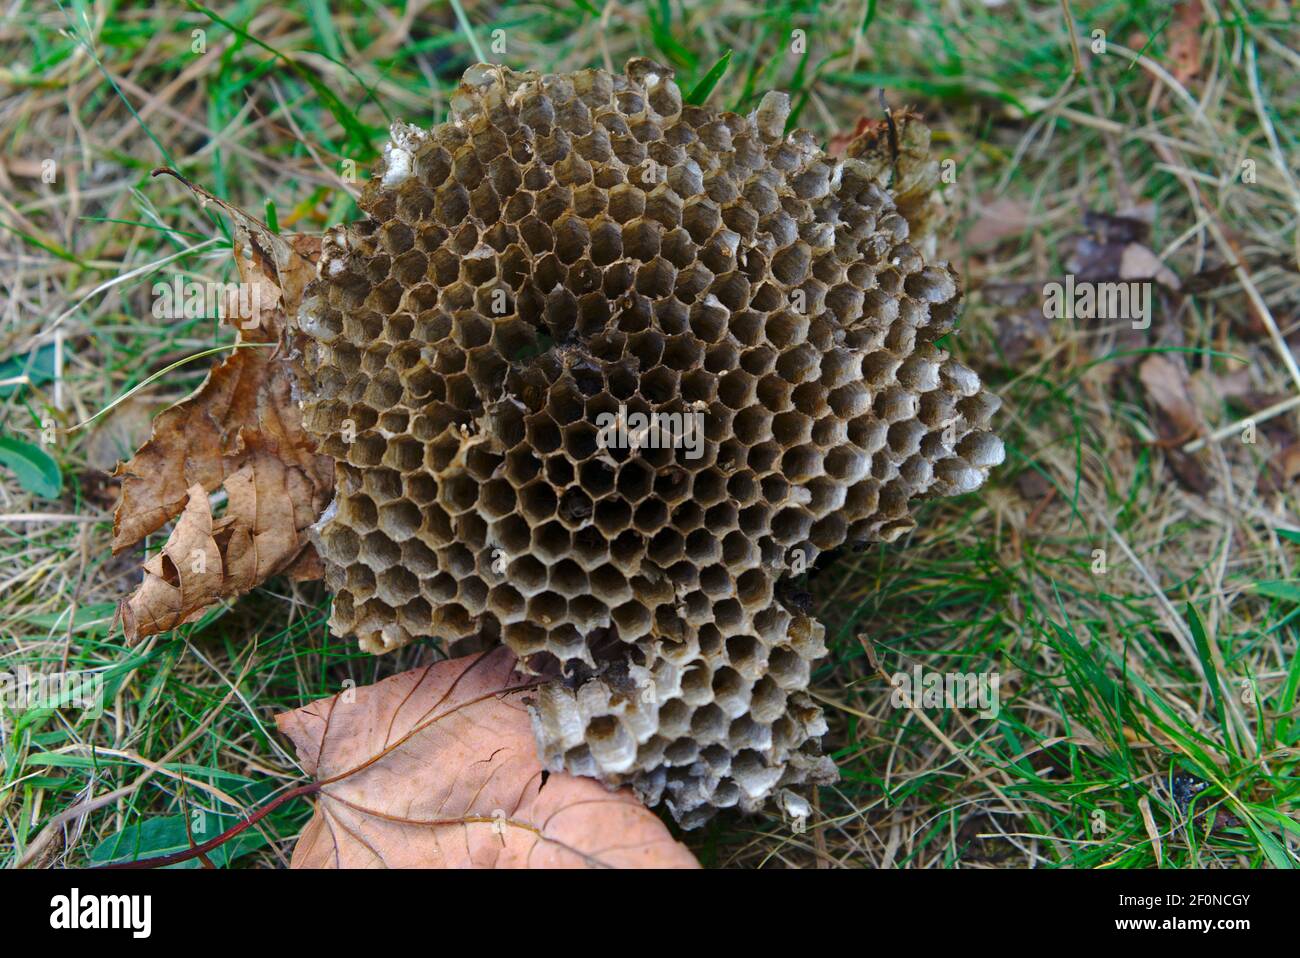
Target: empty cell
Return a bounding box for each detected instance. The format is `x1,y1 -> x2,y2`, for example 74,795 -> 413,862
691,468 -> 726,506
607,184 -> 646,223
632,497 -> 668,534
616,459 -> 653,501
718,369 -> 756,409
711,667 -> 751,718
548,559 -> 588,597
545,456 -> 575,488
504,621 -> 549,656
518,480 -> 558,521
722,531 -> 757,570
345,564 -> 376,599
342,494 -> 378,532
568,594 -> 608,629
562,422 -> 599,460
589,564 -> 632,604
508,554 -> 549,594
525,590 -> 567,626
698,563 -> 732,598
690,703 -> 727,742
653,466 -> 691,504
532,519 -> 571,561
492,512 -> 532,554
487,583 -> 525,619
772,410 -> 812,445
593,497 -> 632,535
609,529 -> 645,569
779,445 -> 820,482
439,473 -> 479,514
401,539 -> 438,576
378,500 -> 421,540
349,434 -> 386,469
377,566 -> 419,605
504,446 -> 542,485
611,600 -> 651,637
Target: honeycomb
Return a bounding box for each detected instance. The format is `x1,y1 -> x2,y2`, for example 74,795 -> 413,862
292,60 -> 1003,827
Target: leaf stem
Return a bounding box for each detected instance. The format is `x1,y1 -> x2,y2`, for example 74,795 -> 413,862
98,783 -> 320,869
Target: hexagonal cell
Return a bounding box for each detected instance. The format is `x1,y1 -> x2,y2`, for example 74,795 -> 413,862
340,493 -> 378,532
323,525 -> 360,564
525,413 -> 562,455
376,499 -> 420,541
562,422 -> 599,461
615,459 -> 653,501
507,554 -> 549,596
376,566 -> 419,606
557,487 -> 594,527
532,519 -> 571,562
609,599 -> 650,640
487,583 -> 526,621
438,472 -> 480,515
517,480 -> 558,522
504,445 -> 542,486
589,564 -> 633,606
632,496 -> 669,535
525,590 -> 567,628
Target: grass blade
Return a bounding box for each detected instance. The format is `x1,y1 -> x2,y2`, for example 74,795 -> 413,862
686,49 -> 733,105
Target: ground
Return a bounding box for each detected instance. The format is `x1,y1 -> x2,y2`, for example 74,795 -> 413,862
1,0 -> 1298,868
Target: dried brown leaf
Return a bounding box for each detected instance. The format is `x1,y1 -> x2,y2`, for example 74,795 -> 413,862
826,116 -> 872,158
119,433 -> 327,640
118,484 -> 225,638
1139,354 -> 1212,493
1260,441 -> 1300,496
113,212 -> 332,641
112,231 -> 324,550
1140,355 -> 1201,440
964,197 -> 1033,251
1168,1 -> 1204,86
1064,209 -> 1180,291
276,647 -> 700,869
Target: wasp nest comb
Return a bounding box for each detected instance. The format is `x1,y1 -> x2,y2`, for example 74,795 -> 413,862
293,59 -> 1003,827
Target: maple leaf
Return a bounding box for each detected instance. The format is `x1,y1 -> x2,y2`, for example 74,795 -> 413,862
276,646 -> 700,869
112,172 -> 333,642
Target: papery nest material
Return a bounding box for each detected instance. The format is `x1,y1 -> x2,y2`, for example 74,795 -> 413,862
292,60 -> 1003,826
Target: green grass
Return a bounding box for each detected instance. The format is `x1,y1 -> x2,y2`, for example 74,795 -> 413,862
1,0 -> 1297,868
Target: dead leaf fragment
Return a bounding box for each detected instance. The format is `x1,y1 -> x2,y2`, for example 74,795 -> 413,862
1139,355 -> 1201,442
276,647 -> 700,869
1261,441 -> 1300,496
1139,354 -> 1212,492
119,437 -> 326,640
1168,1 -> 1204,86
964,197 -> 1033,251
119,484 -> 224,639
112,207 -> 331,641
1064,208 -> 1180,291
